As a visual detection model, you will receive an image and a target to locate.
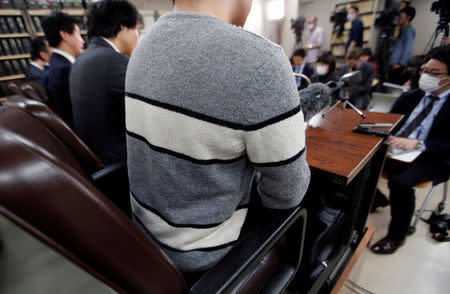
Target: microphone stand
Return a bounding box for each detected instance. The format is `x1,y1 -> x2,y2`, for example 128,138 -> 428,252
322,88 -> 366,118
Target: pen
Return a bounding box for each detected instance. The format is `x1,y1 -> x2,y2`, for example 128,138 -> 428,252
359,123 -> 393,128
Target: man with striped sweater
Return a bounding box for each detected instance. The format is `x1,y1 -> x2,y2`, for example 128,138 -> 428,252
125,0 -> 310,274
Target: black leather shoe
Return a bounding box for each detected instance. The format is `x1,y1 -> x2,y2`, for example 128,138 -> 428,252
371,237 -> 405,254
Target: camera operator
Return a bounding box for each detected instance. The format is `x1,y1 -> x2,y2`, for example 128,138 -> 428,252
303,16 -> 323,64
338,48 -> 375,110
345,5 -> 363,54
387,6 -> 416,85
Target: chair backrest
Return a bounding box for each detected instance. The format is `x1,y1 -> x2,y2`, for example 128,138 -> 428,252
20,82 -> 49,105
6,81 -> 23,96
2,96 -> 103,174
0,105 -> 188,294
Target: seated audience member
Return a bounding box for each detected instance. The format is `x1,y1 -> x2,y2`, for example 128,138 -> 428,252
25,37 -> 52,88
70,0 -> 141,164
313,51 -> 338,84
291,48 -> 314,90
359,47 -> 378,76
125,0 -> 310,276
42,12 -> 85,127
339,48 -> 375,110
371,45 -> 450,254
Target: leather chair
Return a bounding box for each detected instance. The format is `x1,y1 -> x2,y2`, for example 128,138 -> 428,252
19,82 -> 49,105
2,96 -> 103,174
0,105 -> 307,293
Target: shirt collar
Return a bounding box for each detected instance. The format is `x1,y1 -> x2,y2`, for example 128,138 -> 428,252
52,48 -> 75,64
30,61 -> 44,71
101,37 -> 120,53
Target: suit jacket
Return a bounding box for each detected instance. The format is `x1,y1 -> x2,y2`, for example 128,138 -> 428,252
70,37 -> 129,164
298,63 -> 315,90
390,88 -> 450,171
339,61 -> 375,109
47,53 -> 73,126
25,63 -> 47,89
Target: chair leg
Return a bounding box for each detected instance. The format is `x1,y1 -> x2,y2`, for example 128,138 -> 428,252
409,185 -> 439,235
438,181 -> 448,212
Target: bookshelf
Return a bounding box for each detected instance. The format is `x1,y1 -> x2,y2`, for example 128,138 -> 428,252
0,0 -> 92,98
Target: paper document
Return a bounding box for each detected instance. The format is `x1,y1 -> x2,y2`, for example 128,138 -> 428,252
387,147 -> 421,163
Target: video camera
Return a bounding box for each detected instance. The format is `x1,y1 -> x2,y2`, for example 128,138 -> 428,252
431,0 -> 450,37
330,8 -> 347,38
375,7 -> 399,36
291,17 -> 306,43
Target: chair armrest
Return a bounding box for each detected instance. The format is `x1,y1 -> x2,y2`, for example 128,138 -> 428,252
91,161 -> 127,182
190,206 -> 307,294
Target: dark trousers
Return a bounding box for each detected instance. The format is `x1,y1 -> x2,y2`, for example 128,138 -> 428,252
385,154 -> 447,241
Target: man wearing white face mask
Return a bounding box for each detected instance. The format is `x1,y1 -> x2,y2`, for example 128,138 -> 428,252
371,45 -> 450,254
303,16 -> 323,64
345,5 -> 363,54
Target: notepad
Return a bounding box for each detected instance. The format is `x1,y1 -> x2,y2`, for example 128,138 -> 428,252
387,147 -> 422,163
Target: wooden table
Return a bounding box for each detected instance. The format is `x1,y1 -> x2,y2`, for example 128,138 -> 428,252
306,108 -> 403,185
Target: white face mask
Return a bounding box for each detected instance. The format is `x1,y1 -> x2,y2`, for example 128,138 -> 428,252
307,24 -> 315,31
347,13 -> 355,21
316,65 -> 329,76
419,73 -> 449,93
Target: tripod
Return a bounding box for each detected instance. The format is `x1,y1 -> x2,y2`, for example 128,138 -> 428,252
423,21 -> 449,54
322,88 -> 366,118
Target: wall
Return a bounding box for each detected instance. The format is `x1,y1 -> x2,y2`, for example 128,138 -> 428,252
128,0 -> 172,11
410,0 -> 440,56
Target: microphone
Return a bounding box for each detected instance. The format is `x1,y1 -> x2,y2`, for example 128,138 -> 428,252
325,70 -> 362,100
298,83 -> 332,121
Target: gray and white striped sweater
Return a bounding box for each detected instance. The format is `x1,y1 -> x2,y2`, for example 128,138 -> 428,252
125,11 -> 310,272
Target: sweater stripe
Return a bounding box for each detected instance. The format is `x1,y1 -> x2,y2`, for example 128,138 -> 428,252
131,194 -> 247,251
125,92 -> 302,131
126,97 -> 305,164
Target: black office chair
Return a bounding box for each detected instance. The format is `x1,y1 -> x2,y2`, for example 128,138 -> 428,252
0,105 -> 307,294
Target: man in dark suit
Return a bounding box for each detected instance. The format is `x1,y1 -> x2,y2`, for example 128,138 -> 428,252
339,47 -> 374,110
70,0 -> 141,164
371,45 -> 450,254
25,37 -> 52,89
291,48 -> 314,90
42,12 -> 85,127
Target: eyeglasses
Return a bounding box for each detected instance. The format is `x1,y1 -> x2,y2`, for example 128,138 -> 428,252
419,68 -> 448,78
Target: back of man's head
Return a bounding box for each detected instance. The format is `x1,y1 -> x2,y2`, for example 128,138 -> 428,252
87,0 -> 142,39
427,45 -> 450,73
41,12 -> 80,47
30,37 -> 49,61
401,6 -> 416,22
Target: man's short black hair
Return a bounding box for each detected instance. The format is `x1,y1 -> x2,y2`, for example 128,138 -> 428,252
87,0 -> 142,39
349,5 -> 359,13
317,51 -> 336,74
41,12 -> 81,47
400,6 -> 416,22
361,47 -> 372,57
427,45 -> 450,74
292,48 -> 306,58
30,37 -> 48,61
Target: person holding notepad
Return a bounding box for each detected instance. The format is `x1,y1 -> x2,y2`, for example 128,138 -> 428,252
371,45 -> 450,254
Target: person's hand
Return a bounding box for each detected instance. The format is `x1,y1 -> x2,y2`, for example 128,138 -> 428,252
303,44 -> 309,50
388,136 -> 418,150
442,37 -> 450,45
392,64 -> 401,70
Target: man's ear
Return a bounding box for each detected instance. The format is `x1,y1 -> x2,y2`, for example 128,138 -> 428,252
59,30 -> 69,41
38,51 -> 47,60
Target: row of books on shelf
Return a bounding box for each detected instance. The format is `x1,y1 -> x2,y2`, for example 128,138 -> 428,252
0,0 -> 92,9
0,58 -> 29,76
0,37 -> 31,55
0,15 -> 26,34
31,15 -> 86,33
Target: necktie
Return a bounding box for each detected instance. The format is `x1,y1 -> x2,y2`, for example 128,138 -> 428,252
396,95 -> 438,138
